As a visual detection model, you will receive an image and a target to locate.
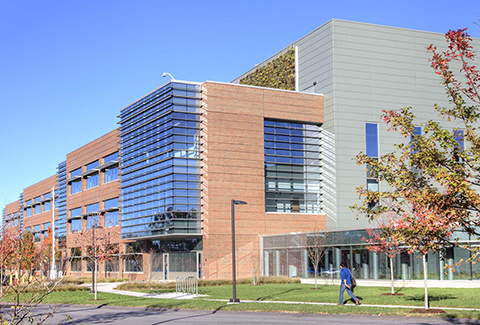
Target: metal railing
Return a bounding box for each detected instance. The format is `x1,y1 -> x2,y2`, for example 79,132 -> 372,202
176,276 -> 198,295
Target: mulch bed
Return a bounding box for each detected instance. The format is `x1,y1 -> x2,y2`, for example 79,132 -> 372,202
380,293 -> 404,296
410,308 -> 446,314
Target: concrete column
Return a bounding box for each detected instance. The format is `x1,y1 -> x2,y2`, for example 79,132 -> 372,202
265,251 -> 270,276
335,247 -> 341,279
304,249 -> 309,278
439,259 -> 445,281
372,252 -> 378,280
401,252 -> 409,280
275,250 -> 280,276
446,247 -> 454,281
324,251 -> 329,273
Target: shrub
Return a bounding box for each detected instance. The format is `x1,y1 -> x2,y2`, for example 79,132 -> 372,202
116,276 -> 300,291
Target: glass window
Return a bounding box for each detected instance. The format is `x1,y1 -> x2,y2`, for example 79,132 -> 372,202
13,219 -> 18,227
124,255 -> 143,272
86,203 -> 99,213
105,211 -> 119,227
87,215 -> 99,229
104,197 -> 119,209
26,199 -> 32,205
411,126 -> 422,153
34,204 -> 41,215
86,173 -> 99,189
105,257 -> 119,272
34,196 -> 41,203
70,248 -> 82,272
264,120 -> 321,213
34,225 -> 41,242
26,207 -> 32,217
43,201 -> 51,212
86,160 -> 99,171
71,179 -> 81,194
70,207 -> 82,217
365,123 -> 379,157
43,192 -> 51,200
86,260 -> 99,272
453,130 -> 464,150
71,219 -> 82,233
104,166 -> 119,183
43,222 -> 51,230
366,179 -> 379,209
104,152 -> 119,163
70,168 -> 81,177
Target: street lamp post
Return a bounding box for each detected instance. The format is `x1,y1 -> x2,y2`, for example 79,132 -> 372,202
50,186 -> 56,280
230,199 -> 247,304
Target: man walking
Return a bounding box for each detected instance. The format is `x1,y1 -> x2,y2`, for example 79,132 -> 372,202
338,262 -> 360,305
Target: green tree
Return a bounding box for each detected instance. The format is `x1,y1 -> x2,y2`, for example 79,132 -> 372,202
352,28 -> 480,309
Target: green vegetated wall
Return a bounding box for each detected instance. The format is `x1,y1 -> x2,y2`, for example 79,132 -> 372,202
239,47 -> 295,90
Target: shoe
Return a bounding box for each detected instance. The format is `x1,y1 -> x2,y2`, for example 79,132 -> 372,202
355,299 -> 361,305
337,303 -> 343,305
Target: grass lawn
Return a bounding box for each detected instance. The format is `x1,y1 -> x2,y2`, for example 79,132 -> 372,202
24,283 -> 480,319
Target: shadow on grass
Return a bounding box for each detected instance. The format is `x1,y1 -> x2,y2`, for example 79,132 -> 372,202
254,288 -> 303,301
406,294 -> 457,302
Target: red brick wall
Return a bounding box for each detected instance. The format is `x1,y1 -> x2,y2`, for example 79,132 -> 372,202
23,175 -> 58,237
201,82 -> 325,279
5,200 -> 21,232
65,129 -> 127,278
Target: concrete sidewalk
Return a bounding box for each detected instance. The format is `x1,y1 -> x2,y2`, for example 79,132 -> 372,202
85,282 -> 205,300
86,282 -> 480,312
301,278 -> 480,288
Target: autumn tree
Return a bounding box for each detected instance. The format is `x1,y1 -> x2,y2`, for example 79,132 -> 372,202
364,211 -> 403,295
353,28 -> 480,310
0,227 -> 64,325
298,229 -> 331,289
74,212 -> 121,300
0,226 -> 17,296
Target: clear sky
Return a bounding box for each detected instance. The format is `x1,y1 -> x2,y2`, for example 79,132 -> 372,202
1,0 -> 479,207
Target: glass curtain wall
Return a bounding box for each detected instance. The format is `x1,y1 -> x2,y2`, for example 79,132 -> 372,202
119,81 -> 202,239
262,230 -> 480,281
264,120 -> 321,213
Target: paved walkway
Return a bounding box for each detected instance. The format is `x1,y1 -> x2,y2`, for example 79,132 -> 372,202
301,278 -> 480,288
86,282 -> 480,312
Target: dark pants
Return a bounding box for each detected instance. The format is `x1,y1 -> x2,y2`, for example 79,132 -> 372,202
339,283 -> 358,304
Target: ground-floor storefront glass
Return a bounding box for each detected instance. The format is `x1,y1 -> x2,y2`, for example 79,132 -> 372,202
149,237 -> 202,280
262,230 -> 480,281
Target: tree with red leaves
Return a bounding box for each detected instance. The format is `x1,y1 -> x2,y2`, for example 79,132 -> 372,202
364,211 -> 403,296
0,226 -> 18,296
353,28 -> 480,310
74,213 -> 121,300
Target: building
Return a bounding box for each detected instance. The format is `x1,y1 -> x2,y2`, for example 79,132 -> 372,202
3,19 -> 479,282
234,19 -> 480,281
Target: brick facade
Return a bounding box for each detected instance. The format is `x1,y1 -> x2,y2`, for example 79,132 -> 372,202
3,82 -> 324,281
23,175 -> 58,238
201,82 -> 324,279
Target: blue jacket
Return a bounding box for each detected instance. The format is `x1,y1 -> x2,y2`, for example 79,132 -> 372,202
341,268 -> 352,286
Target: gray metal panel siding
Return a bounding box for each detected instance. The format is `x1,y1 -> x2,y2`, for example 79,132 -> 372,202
294,21 -> 337,228
324,20 -> 477,230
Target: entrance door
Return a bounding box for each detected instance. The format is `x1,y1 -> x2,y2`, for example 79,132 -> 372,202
163,253 -> 169,280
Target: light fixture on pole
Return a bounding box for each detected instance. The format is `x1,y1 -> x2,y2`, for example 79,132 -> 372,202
162,72 -> 176,80
50,186 -> 56,280
230,199 -> 247,304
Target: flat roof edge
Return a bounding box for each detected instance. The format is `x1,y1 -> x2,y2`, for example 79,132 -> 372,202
203,80 -> 324,97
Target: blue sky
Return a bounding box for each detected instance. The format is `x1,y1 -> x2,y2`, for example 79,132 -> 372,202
1,0 -> 479,206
